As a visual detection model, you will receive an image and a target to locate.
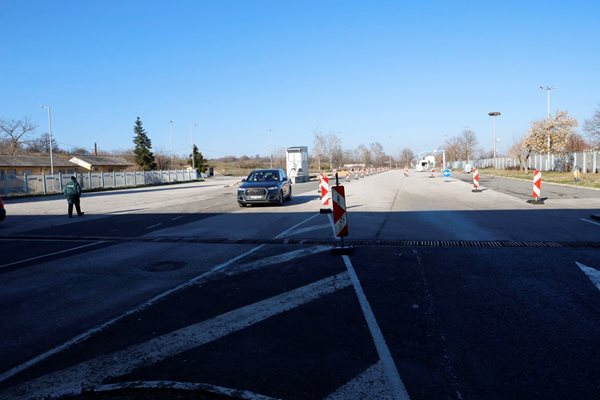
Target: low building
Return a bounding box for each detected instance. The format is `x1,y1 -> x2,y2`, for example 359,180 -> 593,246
68,155 -> 134,172
0,154 -> 79,177
0,154 -> 134,177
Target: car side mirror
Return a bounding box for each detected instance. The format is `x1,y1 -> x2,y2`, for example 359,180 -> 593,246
241,178 -> 246,182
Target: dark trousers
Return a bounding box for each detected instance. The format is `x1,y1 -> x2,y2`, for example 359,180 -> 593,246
67,197 -> 82,217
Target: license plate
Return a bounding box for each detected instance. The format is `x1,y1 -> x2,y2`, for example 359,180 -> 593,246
248,195 -> 263,200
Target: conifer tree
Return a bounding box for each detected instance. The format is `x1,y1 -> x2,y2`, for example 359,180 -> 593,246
132,117 -> 157,171
188,144 -> 207,173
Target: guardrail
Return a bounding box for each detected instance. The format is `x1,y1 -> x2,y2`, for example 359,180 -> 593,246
1,170 -> 198,197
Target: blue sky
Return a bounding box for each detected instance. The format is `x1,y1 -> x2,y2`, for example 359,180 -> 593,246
1,0 -> 599,158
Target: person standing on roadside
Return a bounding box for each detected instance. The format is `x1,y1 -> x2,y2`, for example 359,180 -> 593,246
64,175 -> 84,218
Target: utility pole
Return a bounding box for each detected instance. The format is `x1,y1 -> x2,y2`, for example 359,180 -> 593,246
488,112 -> 501,160
40,105 -> 54,175
539,86 -> 555,170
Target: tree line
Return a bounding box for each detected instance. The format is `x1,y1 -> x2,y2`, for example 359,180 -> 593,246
0,116 -> 208,173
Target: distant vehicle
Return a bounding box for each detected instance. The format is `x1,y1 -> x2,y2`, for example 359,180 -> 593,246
0,197 -> 5,222
416,155 -> 436,172
237,169 -> 292,207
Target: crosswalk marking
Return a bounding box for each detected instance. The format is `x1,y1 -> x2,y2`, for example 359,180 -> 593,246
2,273 -> 352,400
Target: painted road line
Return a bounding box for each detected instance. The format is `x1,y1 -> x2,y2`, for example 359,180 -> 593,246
325,209 -> 409,399
171,216 -> 183,221
576,262 -> 600,291
580,218 -> 600,227
93,381 -> 280,400
2,273 -> 352,400
274,213 -> 319,239
325,361 -> 393,400
145,223 -> 163,230
224,246 -> 331,276
0,213 -> 321,385
0,242 -> 106,270
341,256 -> 411,400
283,223 -> 331,237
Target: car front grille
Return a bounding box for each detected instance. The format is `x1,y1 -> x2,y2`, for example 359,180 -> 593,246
246,188 -> 267,196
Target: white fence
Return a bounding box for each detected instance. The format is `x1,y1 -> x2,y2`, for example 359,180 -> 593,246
449,151 -> 599,173
1,169 -> 198,197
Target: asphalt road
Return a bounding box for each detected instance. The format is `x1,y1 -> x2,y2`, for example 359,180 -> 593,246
0,171 -> 599,400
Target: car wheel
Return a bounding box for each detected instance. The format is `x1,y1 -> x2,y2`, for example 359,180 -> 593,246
285,186 -> 292,201
277,191 -> 284,206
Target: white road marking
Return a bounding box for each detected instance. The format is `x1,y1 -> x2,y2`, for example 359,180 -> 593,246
0,242 -> 105,270
274,213 -> 319,239
0,213 -> 321,385
341,256 -> 411,400
576,262 -> 600,291
325,204 -> 409,399
225,246 -> 330,276
93,381 -> 280,400
171,216 -> 183,221
283,223 -> 331,236
3,273 -> 352,400
145,222 -> 163,230
580,218 -> 600,227
325,361 -> 393,400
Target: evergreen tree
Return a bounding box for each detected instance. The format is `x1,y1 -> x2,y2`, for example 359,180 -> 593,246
132,117 -> 157,171
188,144 -> 208,173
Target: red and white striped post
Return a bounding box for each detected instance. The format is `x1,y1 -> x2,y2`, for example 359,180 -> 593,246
332,185 -> 348,238
527,169 -> 544,204
331,173 -> 353,254
472,168 -> 481,192
319,173 -> 332,213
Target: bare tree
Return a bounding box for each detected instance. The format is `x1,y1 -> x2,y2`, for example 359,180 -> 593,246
444,129 -> 478,162
461,129 -> 478,162
564,133 -> 589,153
444,136 -> 462,162
508,135 -> 533,172
370,142 -> 386,166
0,117 -> 37,154
398,148 -> 415,167
583,104 -> 600,147
312,130 -> 326,171
26,133 -> 60,154
326,132 -> 343,169
357,144 -> 372,166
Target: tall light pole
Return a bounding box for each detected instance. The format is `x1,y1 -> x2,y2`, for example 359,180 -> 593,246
269,128 -> 273,168
488,112 -> 501,159
540,86 -> 554,170
40,105 -> 54,174
190,123 -> 197,172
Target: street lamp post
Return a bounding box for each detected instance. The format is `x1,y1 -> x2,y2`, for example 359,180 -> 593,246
40,105 -> 54,175
540,86 -> 554,170
268,129 -> 273,168
488,112 -> 501,162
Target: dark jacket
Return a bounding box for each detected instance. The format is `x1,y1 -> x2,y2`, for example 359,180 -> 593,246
64,180 -> 82,200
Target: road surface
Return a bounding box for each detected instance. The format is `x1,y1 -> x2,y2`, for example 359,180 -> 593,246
0,171 -> 599,400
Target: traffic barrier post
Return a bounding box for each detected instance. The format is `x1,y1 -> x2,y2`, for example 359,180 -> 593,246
331,173 -> 353,254
319,173 -> 332,213
472,168 -> 481,192
527,169 -> 544,204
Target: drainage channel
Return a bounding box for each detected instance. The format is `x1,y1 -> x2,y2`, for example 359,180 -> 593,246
2,235 -> 599,248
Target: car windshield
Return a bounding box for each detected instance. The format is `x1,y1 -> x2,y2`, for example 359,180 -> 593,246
246,170 -> 279,182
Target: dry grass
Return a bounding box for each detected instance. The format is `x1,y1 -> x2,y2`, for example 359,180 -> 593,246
475,168 -> 600,189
